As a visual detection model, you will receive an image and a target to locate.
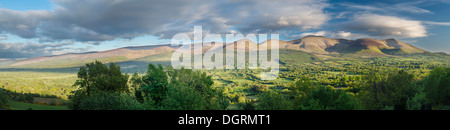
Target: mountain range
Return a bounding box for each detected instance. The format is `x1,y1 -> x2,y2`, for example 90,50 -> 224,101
0,36 -> 436,70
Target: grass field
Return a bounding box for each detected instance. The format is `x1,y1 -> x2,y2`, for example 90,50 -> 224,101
0,71 -> 77,100
8,101 -> 69,110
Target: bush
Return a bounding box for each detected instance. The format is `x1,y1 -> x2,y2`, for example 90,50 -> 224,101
158,68 -> 228,110
77,92 -> 143,110
300,86 -> 361,110
250,85 -> 268,94
406,82 -> 432,110
14,93 -> 34,103
256,91 -> 291,110
0,89 -> 10,107
239,99 -> 255,110
160,82 -> 207,110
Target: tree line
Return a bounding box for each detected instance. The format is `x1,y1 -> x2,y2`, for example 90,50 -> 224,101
68,60 -> 228,110
255,67 -> 450,110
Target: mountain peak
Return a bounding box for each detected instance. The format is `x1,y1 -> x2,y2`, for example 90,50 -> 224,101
385,38 -> 397,40
302,35 -> 326,38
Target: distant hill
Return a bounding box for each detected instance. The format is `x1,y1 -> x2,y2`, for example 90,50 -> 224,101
279,36 -> 426,55
4,45 -> 177,68
0,36 -> 434,69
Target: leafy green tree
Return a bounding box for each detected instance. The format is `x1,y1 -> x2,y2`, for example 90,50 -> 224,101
140,64 -> 168,105
385,70 -> 415,110
285,76 -> 362,110
359,69 -> 415,110
0,89 -> 10,108
139,65 -> 229,110
78,91 -> 143,110
334,90 -> 362,110
290,77 -> 314,96
216,88 -> 231,110
301,99 -> 324,110
129,73 -> 143,91
405,81 -> 432,110
289,77 -> 314,109
358,69 -> 388,110
73,60 -> 129,94
256,91 -> 292,110
24,94 -> 34,103
161,67 -> 227,110
160,81 -> 208,110
69,61 -> 131,110
129,73 -> 144,103
407,90 -> 430,110
423,67 -> 450,108
300,86 -> 361,110
239,99 -> 255,110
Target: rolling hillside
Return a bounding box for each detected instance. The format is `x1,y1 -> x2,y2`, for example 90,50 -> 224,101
0,36 -> 434,69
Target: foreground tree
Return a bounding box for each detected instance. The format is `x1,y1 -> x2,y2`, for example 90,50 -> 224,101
134,65 -> 229,110
289,77 -> 314,109
69,61 -> 134,110
358,69 -> 415,110
129,73 -> 144,103
140,64 -> 168,105
300,86 -> 362,110
423,67 -> 450,109
73,60 -> 129,94
256,91 -> 292,110
0,89 -> 10,108
406,82 -> 431,110
160,67 -> 228,110
77,91 -> 143,110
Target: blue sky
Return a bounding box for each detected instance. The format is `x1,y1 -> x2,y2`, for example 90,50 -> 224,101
0,0 -> 52,10
0,0 -> 449,58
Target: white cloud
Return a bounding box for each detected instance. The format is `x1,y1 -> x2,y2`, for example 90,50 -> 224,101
295,31 -> 368,39
340,3 -> 384,12
336,11 -> 351,19
340,2 -> 432,14
333,31 -> 369,39
296,31 -> 328,37
392,2 -> 432,14
343,14 -> 427,38
424,21 -> 450,26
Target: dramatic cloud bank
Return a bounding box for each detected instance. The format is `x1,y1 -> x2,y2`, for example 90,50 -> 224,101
0,0 -> 330,42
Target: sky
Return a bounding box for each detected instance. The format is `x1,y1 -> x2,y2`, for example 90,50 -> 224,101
0,0 -> 449,58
